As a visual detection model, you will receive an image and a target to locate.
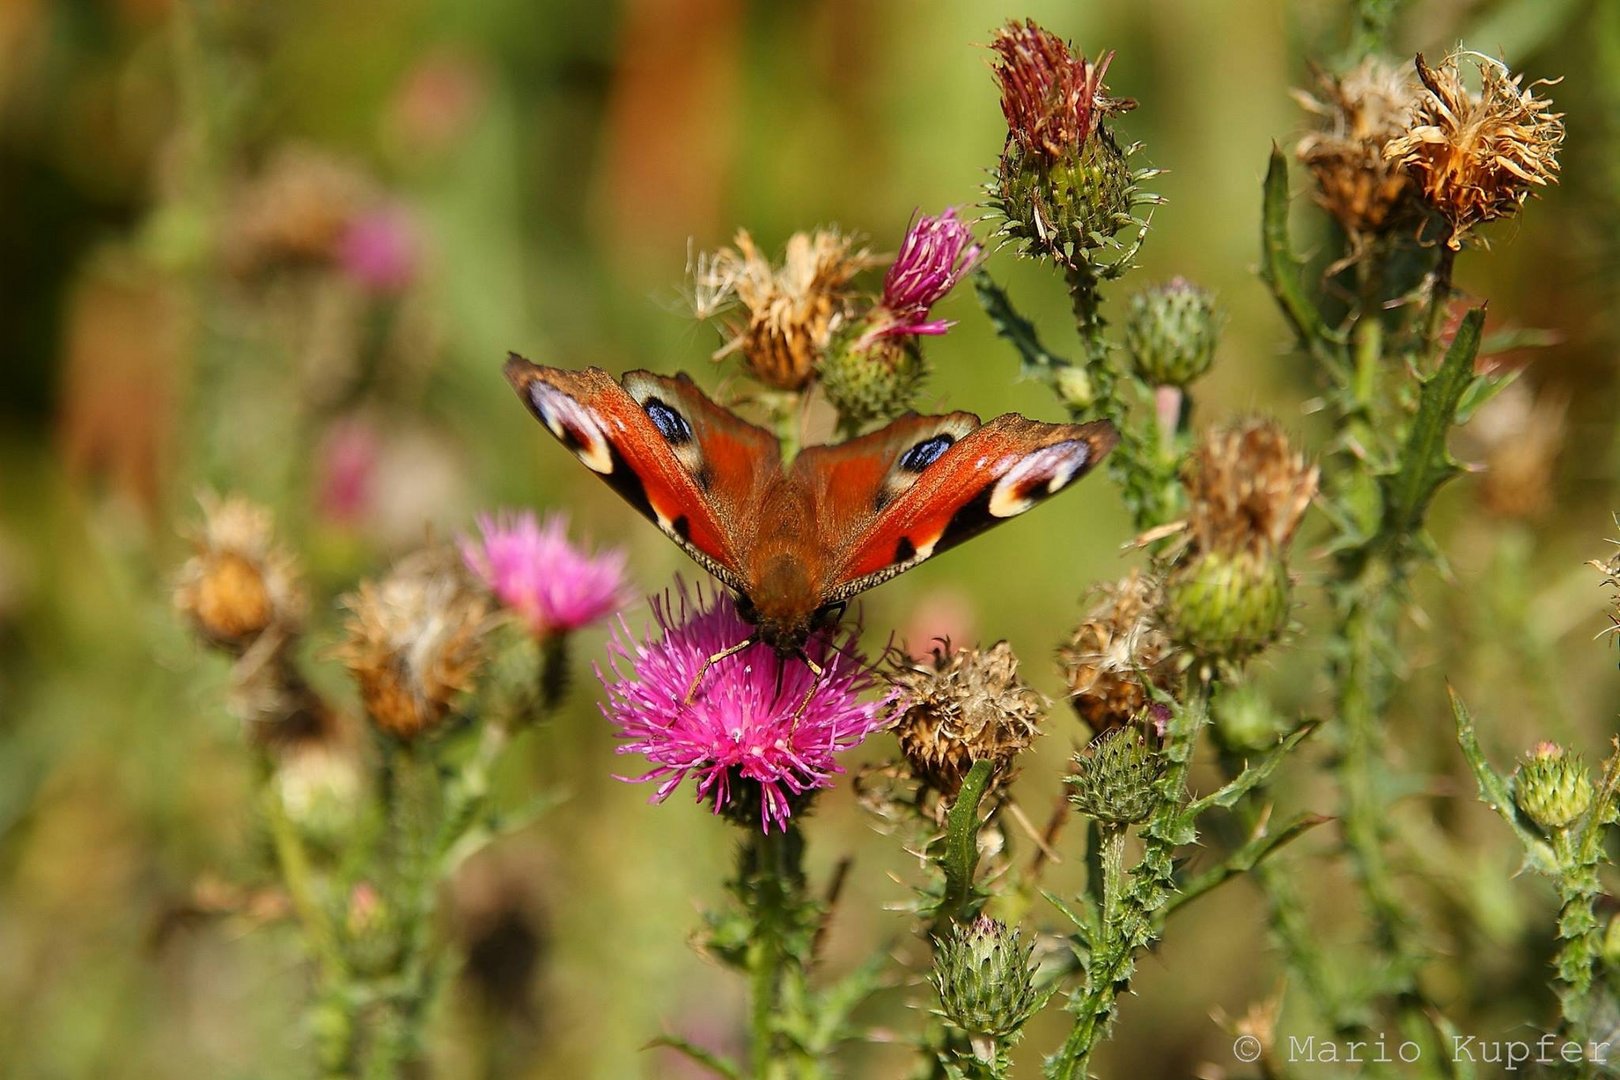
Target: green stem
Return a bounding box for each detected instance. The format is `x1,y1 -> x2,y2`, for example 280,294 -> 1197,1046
1419,246 -> 1457,366
741,825 -> 816,1080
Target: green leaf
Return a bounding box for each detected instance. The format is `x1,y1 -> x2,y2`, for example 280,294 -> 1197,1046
1378,308 -> 1485,547
1185,722 -> 1319,818
974,271 -> 1070,380
1258,146 -> 1337,367
644,1035 -> 743,1079
1448,686 -> 1553,862
934,760 -> 995,928
1042,889 -> 1092,934
807,951 -> 892,1053
1161,812 -> 1330,921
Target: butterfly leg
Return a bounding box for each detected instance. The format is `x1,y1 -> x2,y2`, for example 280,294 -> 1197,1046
683,635 -> 758,704
787,649 -> 827,725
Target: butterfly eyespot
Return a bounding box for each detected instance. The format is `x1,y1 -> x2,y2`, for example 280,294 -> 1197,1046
644,397 -> 693,445
899,434 -> 955,473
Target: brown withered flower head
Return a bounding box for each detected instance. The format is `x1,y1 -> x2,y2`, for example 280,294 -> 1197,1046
223,145 -> 376,276
1384,52 -> 1564,251
1059,571 -> 1174,734
1183,420 -> 1318,558
337,547 -> 492,740
990,20 -> 1133,161
696,228 -> 874,391
1294,56 -> 1422,242
887,640 -> 1046,802
1164,421 -> 1318,665
175,492 -> 306,652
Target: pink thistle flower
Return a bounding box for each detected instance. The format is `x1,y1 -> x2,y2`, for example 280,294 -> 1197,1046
339,205 -> 420,294
598,583 -> 891,832
869,208 -> 982,343
460,511 -> 630,638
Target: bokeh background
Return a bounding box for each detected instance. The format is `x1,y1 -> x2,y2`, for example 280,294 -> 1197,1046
4,0 -> 1619,1076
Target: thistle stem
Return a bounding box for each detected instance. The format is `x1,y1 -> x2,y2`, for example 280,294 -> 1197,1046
741,825 -> 817,1080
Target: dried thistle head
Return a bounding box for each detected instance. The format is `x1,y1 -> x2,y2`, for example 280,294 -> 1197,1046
336,548 -> 492,740
887,640 -> 1046,799
698,228 -> 874,390
1384,52 -> 1564,250
175,492 -> 306,651
1294,56 -> 1423,240
1058,571 -> 1174,734
223,145 -> 375,275
1465,380 -> 1568,522
1184,420 -> 1318,557
989,20 -> 1134,161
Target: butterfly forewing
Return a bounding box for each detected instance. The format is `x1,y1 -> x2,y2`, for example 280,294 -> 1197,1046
503,356 -> 774,593
806,413 -> 1119,604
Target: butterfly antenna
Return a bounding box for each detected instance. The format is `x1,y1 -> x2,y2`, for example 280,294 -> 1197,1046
684,635 -> 757,705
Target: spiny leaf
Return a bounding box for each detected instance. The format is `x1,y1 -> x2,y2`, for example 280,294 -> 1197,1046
934,760 -> 995,929
1259,146 -> 1338,367
1378,308 -> 1485,547
974,271 -> 1071,381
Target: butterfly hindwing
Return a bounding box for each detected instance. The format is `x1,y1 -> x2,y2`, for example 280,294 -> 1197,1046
503,355 -> 780,592
798,412 -> 1119,604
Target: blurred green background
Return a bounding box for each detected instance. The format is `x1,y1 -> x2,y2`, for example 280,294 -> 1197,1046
3,0 -> 1619,1076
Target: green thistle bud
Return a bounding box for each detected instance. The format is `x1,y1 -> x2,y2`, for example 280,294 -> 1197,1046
1513,742 -> 1594,832
1124,279 -> 1222,387
932,915 -> 1044,1038
1066,725 -> 1164,825
1210,678 -> 1286,752
995,130 -> 1136,264
1162,548 -> 1291,662
819,330 -> 927,432
343,883 -> 404,977
1053,364 -> 1096,411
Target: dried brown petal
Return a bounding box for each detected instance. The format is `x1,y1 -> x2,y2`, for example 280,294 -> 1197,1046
1294,56 -> 1422,239
1184,420 -> 1318,556
888,640 -> 1046,798
1384,52 -> 1564,250
175,493 -> 305,651
1058,571 -> 1174,734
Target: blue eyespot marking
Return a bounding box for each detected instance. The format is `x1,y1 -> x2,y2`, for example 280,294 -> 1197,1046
899,434 -> 954,472
644,397 -> 693,445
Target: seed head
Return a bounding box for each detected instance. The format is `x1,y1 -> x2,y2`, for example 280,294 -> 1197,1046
1184,420 -> 1318,558
1295,56 -> 1423,241
1384,52 -> 1564,250
175,492 -> 305,651
697,228 -> 874,390
336,548 -> 492,740
888,640 -> 1046,799
1058,571 -> 1173,734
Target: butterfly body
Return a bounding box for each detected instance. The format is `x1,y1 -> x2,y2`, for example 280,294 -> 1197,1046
504,355 -> 1117,653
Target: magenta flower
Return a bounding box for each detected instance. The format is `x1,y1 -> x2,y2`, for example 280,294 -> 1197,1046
871,208 -> 982,341
460,511 -> 630,637
598,583 -> 891,832
339,205 -> 419,294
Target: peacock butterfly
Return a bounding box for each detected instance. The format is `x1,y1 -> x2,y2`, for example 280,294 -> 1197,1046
504,355 -> 1117,672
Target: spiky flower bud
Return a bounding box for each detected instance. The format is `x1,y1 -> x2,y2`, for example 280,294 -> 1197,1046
1294,56 -> 1422,242
932,915 -> 1043,1039
344,883 -> 404,977
1210,678 -> 1286,752
1513,742 -> 1594,832
336,548 -> 491,740
819,332 -> 928,430
1163,421 -> 1317,664
888,641 -> 1045,798
1066,726 -> 1164,825
1162,547 -> 1291,662
987,21 -> 1146,268
1123,278 -> 1222,387
1384,52 -> 1564,251
693,228 -> 872,390
174,493 -> 305,651
1059,571 -> 1173,733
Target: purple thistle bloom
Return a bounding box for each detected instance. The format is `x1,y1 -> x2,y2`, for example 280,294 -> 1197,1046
598,583 -> 891,832
339,205 -> 420,295
871,208 -> 983,341
460,511 -> 630,637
